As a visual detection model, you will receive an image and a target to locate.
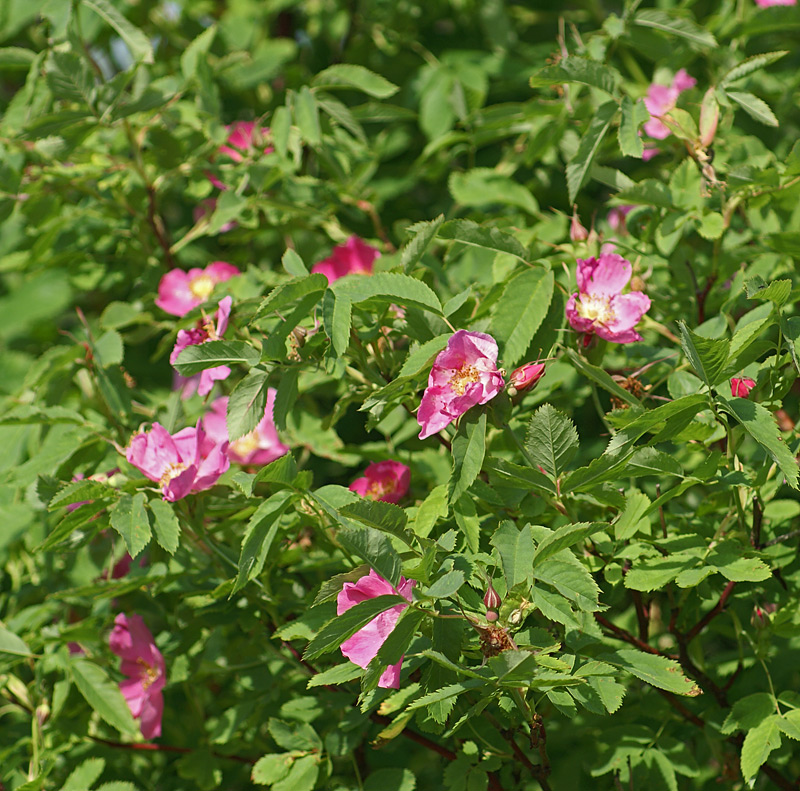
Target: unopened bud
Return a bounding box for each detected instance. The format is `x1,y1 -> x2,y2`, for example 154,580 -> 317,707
486,610 -> 499,622
509,362 -> 546,394
751,603 -> 775,630
699,87 -> 719,149
570,209 -> 589,242
483,582 -> 501,611
730,377 -> 756,398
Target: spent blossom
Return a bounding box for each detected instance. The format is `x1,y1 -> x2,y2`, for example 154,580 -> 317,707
109,614 -> 166,739
202,392 -> 289,466
643,69 -> 697,140
337,570 -> 415,689
310,236 -> 381,283
170,296 -> 232,397
155,262 -> 239,317
565,253 -> 651,344
349,461 -> 410,504
417,330 -> 505,440
126,421 -> 229,502
731,377 -> 756,398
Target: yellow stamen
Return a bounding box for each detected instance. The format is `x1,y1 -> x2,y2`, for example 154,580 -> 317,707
189,273 -> 215,301
449,365 -> 481,396
232,431 -> 260,458
136,657 -> 160,691
576,294 -> 614,326
159,462 -> 188,488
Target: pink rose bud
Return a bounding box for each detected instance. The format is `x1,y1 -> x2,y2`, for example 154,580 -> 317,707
699,87 -> 719,148
509,362 -> 546,394
310,236 -> 381,284
730,377 -> 756,398
483,583 -> 502,611
570,209 -> 589,242
751,603 -> 776,629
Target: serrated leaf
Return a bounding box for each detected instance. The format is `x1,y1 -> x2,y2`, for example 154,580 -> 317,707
618,96 -> 649,158
307,661 -> 363,688
566,101 -> 617,204
778,710 -> 800,741
109,493 -> 151,558
534,522 -> 608,565
252,753 -> 293,786
534,559 -> 600,611
362,607 -> 426,693
624,556 -> 698,591
71,658 -> 139,735
338,527 -> 402,586
448,408 -> 486,503
0,625 -> 31,656
727,90 -> 779,127
721,693 -> 775,734
322,290 -> 352,357
614,491 -> 651,540
491,522 -> 535,591
49,479 -> 115,509
485,457 -> 556,494
332,272 -> 442,314
530,56 -> 621,95
272,367 -> 298,432
741,716 -> 782,783
173,340 -> 260,376
62,758 -> 106,791
745,276 -> 791,307
254,274 -> 328,321
491,267 -> 554,367
313,64 -> 399,98
424,570 -> 465,599
282,248 -> 308,277
525,404 -> 579,479
438,219 -> 528,262
339,499 -> 412,545
633,9 -> 717,48
83,0 -> 154,63
273,755 -> 319,791
678,321 -> 730,388
721,51 -> 788,86
181,25 -> 216,80
293,86 -> 321,146
37,500 -> 111,551
564,348 -> 640,407
600,649 -> 699,695
405,679 -> 486,711
401,215 -> 445,273
227,369 -> 270,442
449,168 -> 538,215
147,499 -> 180,555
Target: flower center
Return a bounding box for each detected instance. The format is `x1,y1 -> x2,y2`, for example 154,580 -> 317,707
576,293 -> 614,326
232,431 -> 260,458
189,274 -> 215,301
449,365 -> 481,396
366,478 -> 396,500
159,462 -> 188,487
137,657 -> 160,691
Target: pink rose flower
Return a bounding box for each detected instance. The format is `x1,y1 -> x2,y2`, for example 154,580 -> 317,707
125,421 -> 230,501
208,122 -> 272,190
643,69 -> 697,140
565,253 -> 651,344
731,377 -> 756,398
417,330 -> 505,440
508,361 -> 546,394
754,0 -> 795,5
310,236 -> 381,284
337,570 -> 416,689
170,296 -> 232,397
109,613 -> 166,740
202,392 -> 289,466
155,262 -> 239,317
349,461 -> 411,504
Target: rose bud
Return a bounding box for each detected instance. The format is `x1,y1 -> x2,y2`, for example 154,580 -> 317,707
699,87 -> 719,149
508,362 -> 546,397
570,208 -> 589,242
483,582 -> 502,611
730,377 -> 756,398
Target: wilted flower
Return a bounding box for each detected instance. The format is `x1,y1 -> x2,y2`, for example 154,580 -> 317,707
643,69 -> 696,140
508,362 -> 546,395
349,461 -> 410,504
156,263 -> 239,317
126,422 -> 229,501
109,613 -> 166,739
202,392 -> 289,466
417,330 -> 505,440
731,377 -> 756,398
565,253 -> 651,344
336,570 -> 415,689
170,296 -> 232,397
208,121 -> 272,189
310,236 -> 381,284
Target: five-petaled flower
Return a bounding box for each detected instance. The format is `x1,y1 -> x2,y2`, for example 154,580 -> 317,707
310,236 -> 381,284
337,570 -> 415,689
202,392 -> 289,466
126,421 -> 229,501
349,461 -> 410,504
417,330 -> 505,440
643,69 -> 696,140
208,121 -> 272,189
565,253 -> 651,344
170,296 -> 233,397
155,262 -> 239,317
731,377 -> 756,398
109,613 -> 166,739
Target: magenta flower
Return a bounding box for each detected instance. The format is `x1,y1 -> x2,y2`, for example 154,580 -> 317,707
202,392 -> 289,466
349,461 -> 411,504
754,0 -> 795,5
731,377 -> 756,398
170,296 -> 232,397
643,69 -> 696,140
208,122 -> 272,190
417,330 -> 505,440
125,421 -> 230,501
565,254 -> 651,344
310,236 -> 381,284
156,262 -> 239,317
109,613 -> 166,740
509,361 -> 546,394
337,570 -> 415,689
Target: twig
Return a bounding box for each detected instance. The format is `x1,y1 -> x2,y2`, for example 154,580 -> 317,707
88,736 -> 255,764
751,497 -> 763,549
630,591 -> 649,642
684,581 -> 736,643
764,528 -> 800,548
593,613 -> 666,657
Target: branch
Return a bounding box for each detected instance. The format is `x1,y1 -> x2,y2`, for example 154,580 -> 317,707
684,581 -> 735,643
593,613 -> 667,657
88,736 -> 255,764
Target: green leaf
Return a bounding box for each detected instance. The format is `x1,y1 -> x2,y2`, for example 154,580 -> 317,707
147,499 -> 181,555
534,559 -> 600,611
338,527 -> 402,587
491,521 -> 535,590
181,25 -> 216,81
272,367 -> 298,432
625,556 -> 698,591
0,625 -> 31,656
564,348 -> 640,407
37,500 -> 111,551
401,215 -> 445,273
254,274 -> 329,322
741,716 -> 782,783
491,267 -> 554,367
332,272 -> 442,314
363,607 -> 426,692
448,408 -> 487,504
339,499 -> 412,545
282,248 -> 308,277
322,290 -> 352,358
0,47 -> 36,69
746,276 -> 791,307
49,479 -> 115,510
721,51 -> 788,86
62,758 -> 106,791
720,397 -> 799,489
405,679 -> 487,711
304,594 -> 406,661
485,457 -> 556,494
306,661 -> 363,688
618,96 -> 649,158
414,484 -> 449,538
614,491 -> 651,540
778,710 -> 800,741
93,330 -> 124,368
727,90 -> 779,127
721,693 -> 775,734
227,369 -> 269,442
677,321 -> 730,388
293,86 -> 321,147
525,404 -> 579,479
530,56 -> 621,95
313,64 -> 399,98
173,340 -> 261,376
71,658 -> 139,735
273,755 -> 319,791
566,101 -> 617,204
46,51 -> 95,109
109,493 -> 151,558
449,168 -> 538,215
83,0 -> 154,63
633,9 -> 717,48
533,522 -> 608,565
252,754 -> 293,786
424,570 -> 465,599
254,453 -> 299,487
600,650 -> 700,695
233,490 -> 295,593
453,494 -> 480,553
438,219 -> 528,262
